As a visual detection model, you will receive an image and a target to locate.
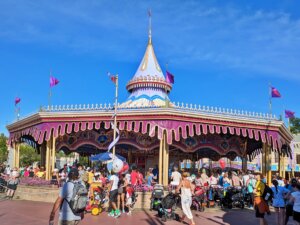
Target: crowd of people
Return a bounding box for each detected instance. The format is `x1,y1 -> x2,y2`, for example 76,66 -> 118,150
3,162 -> 300,225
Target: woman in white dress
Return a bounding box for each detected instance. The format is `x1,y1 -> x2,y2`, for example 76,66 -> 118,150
176,172 -> 195,225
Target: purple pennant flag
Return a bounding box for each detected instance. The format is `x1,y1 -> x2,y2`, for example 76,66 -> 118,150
285,110 -> 295,119
50,76 -> 59,87
15,97 -> 21,105
271,87 -> 281,98
166,71 -> 174,84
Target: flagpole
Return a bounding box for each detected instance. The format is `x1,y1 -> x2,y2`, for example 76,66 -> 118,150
112,75 -> 119,157
165,62 -> 169,108
49,70 -> 52,107
15,105 -> 20,121
269,83 -> 272,116
48,88 -> 52,107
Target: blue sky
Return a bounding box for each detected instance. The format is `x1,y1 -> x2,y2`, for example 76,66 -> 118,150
0,0 -> 300,135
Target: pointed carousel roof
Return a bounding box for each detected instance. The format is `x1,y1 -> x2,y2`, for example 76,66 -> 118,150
132,37 -> 164,80
122,16 -> 172,108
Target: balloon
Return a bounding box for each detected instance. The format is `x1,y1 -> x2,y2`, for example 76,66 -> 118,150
119,162 -> 129,174
219,159 -> 226,169
112,158 -> 124,173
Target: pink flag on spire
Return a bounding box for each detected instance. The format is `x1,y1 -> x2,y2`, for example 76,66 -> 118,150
166,71 -> 174,84
15,97 -> 21,105
285,110 -> 295,119
271,87 -> 281,98
50,76 -> 59,87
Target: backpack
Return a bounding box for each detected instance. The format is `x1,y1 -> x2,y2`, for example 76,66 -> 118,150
64,182 -> 89,214
262,183 -> 273,201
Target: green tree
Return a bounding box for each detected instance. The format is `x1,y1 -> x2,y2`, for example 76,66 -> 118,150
290,117 -> 300,134
0,133 -> 8,163
19,144 -> 40,166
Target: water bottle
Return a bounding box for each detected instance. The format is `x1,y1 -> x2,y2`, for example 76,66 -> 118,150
264,193 -> 270,201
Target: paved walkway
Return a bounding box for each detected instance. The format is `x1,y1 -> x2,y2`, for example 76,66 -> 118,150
0,198 -> 295,225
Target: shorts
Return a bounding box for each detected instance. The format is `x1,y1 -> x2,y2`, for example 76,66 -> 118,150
7,184 -> 17,191
118,187 -> 126,194
126,197 -> 132,206
286,205 -> 293,216
293,211 -> 300,222
50,180 -> 58,185
255,206 -> 265,218
109,189 -> 118,203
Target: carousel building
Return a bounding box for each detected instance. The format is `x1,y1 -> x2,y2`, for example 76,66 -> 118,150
6,21 -> 293,186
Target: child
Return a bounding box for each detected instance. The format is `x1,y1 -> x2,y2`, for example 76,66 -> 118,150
50,170 -> 59,187
125,184 -> 135,215
6,167 -> 20,199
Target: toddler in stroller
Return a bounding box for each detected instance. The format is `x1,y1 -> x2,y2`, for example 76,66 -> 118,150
150,184 -> 164,211
158,192 -> 179,222
86,185 -> 108,216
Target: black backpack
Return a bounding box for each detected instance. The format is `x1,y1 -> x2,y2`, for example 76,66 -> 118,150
262,183 -> 273,201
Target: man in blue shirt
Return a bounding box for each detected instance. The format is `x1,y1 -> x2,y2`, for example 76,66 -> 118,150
49,168 -> 82,225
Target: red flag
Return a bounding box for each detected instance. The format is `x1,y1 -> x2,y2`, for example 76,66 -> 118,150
15,97 -> 21,105
107,72 -> 117,84
166,71 -> 174,84
50,76 -> 59,87
285,110 -> 295,119
271,87 -> 281,98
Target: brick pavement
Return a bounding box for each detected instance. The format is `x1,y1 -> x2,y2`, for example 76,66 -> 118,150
0,198 -> 295,225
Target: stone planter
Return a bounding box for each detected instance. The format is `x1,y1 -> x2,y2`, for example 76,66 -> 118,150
14,185 -> 153,209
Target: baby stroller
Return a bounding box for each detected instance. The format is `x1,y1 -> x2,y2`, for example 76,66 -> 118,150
150,184 -> 164,211
212,186 -> 224,207
221,187 -> 244,209
0,176 -> 7,193
86,185 -> 108,216
192,186 -> 206,212
158,192 -> 179,222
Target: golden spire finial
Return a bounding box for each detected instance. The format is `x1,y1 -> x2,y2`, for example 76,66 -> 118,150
148,9 -> 152,44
